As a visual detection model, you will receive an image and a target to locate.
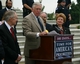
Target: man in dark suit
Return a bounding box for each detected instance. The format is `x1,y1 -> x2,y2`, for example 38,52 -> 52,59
22,0 -> 34,17
0,39 -> 5,64
0,10 -> 22,64
0,0 -> 13,21
22,2 -> 48,64
40,12 -> 52,32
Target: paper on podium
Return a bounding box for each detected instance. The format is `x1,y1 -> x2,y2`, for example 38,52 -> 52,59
48,30 -> 59,35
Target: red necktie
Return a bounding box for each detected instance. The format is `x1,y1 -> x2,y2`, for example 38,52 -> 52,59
10,27 -> 15,39
60,30 -> 63,34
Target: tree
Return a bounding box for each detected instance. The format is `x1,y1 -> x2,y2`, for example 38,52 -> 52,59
70,0 -> 80,24
47,12 -> 55,20
77,0 -> 80,4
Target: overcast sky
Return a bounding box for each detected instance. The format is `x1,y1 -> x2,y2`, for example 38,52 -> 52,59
13,0 -> 77,13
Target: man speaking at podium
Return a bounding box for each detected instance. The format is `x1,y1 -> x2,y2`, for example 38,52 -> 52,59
22,2 -> 48,64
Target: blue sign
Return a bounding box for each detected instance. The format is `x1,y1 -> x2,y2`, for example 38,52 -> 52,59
54,35 -> 73,60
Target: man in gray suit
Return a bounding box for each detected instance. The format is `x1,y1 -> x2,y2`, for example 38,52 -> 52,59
22,2 -> 48,64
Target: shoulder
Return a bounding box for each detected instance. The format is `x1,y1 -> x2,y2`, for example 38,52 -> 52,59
0,24 -> 5,34
52,24 -> 57,27
51,24 -> 58,30
63,27 -> 71,34
25,13 -> 33,18
22,13 -> 34,25
46,23 -> 51,25
0,24 -> 4,31
46,23 -> 52,27
56,6 -> 62,10
0,24 -> 3,29
0,23 -> 7,29
0,8 -> 6,11
0,8 -> 6,13
23,13 -> 33,21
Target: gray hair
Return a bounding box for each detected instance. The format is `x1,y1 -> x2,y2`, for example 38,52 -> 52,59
40,12 -> 48,19
2,10 -> 16,21
40,12 -> 47,16
32,2 -> 42,8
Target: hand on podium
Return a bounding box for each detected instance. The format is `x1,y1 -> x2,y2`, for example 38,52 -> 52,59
39,30 -> 48,36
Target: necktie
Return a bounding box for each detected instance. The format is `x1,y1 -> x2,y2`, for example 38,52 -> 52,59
10,27 -> 15,39
36,16 -> 44,31
60,30 -> 63,34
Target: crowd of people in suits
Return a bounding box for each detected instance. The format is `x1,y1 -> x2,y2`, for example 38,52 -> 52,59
22,0 -> 72,64
0,0 -> 72,64
0,0 -> 22,64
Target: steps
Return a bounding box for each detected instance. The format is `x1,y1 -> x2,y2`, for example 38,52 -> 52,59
15,9 -> 80,64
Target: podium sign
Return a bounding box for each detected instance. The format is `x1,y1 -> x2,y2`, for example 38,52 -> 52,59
54,35 -> 73,60
29,34 -> 73,64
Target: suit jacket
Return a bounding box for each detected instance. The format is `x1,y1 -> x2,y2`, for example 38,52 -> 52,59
0,23 -> 21,64
0,39 -> 5,64
22,12 -> 45,57
50,24 -> 71,34
0,8 -> 7,21
46,23 -> 52,32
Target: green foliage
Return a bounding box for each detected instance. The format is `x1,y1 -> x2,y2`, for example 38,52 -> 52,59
77,0 -> 80,4
70,1 -> 80,24
47,12 -> 55,20
77,25 -> 80,29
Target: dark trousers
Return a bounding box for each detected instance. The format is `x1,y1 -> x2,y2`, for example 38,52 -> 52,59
23,8 -> 31,18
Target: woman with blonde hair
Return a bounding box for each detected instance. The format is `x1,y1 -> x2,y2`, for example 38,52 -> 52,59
50,13 -> 71,34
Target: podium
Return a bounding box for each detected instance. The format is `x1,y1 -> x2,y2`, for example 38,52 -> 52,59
29,34 -> 73,64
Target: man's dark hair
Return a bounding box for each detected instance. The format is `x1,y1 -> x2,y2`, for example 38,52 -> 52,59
6,0 -> 12,4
